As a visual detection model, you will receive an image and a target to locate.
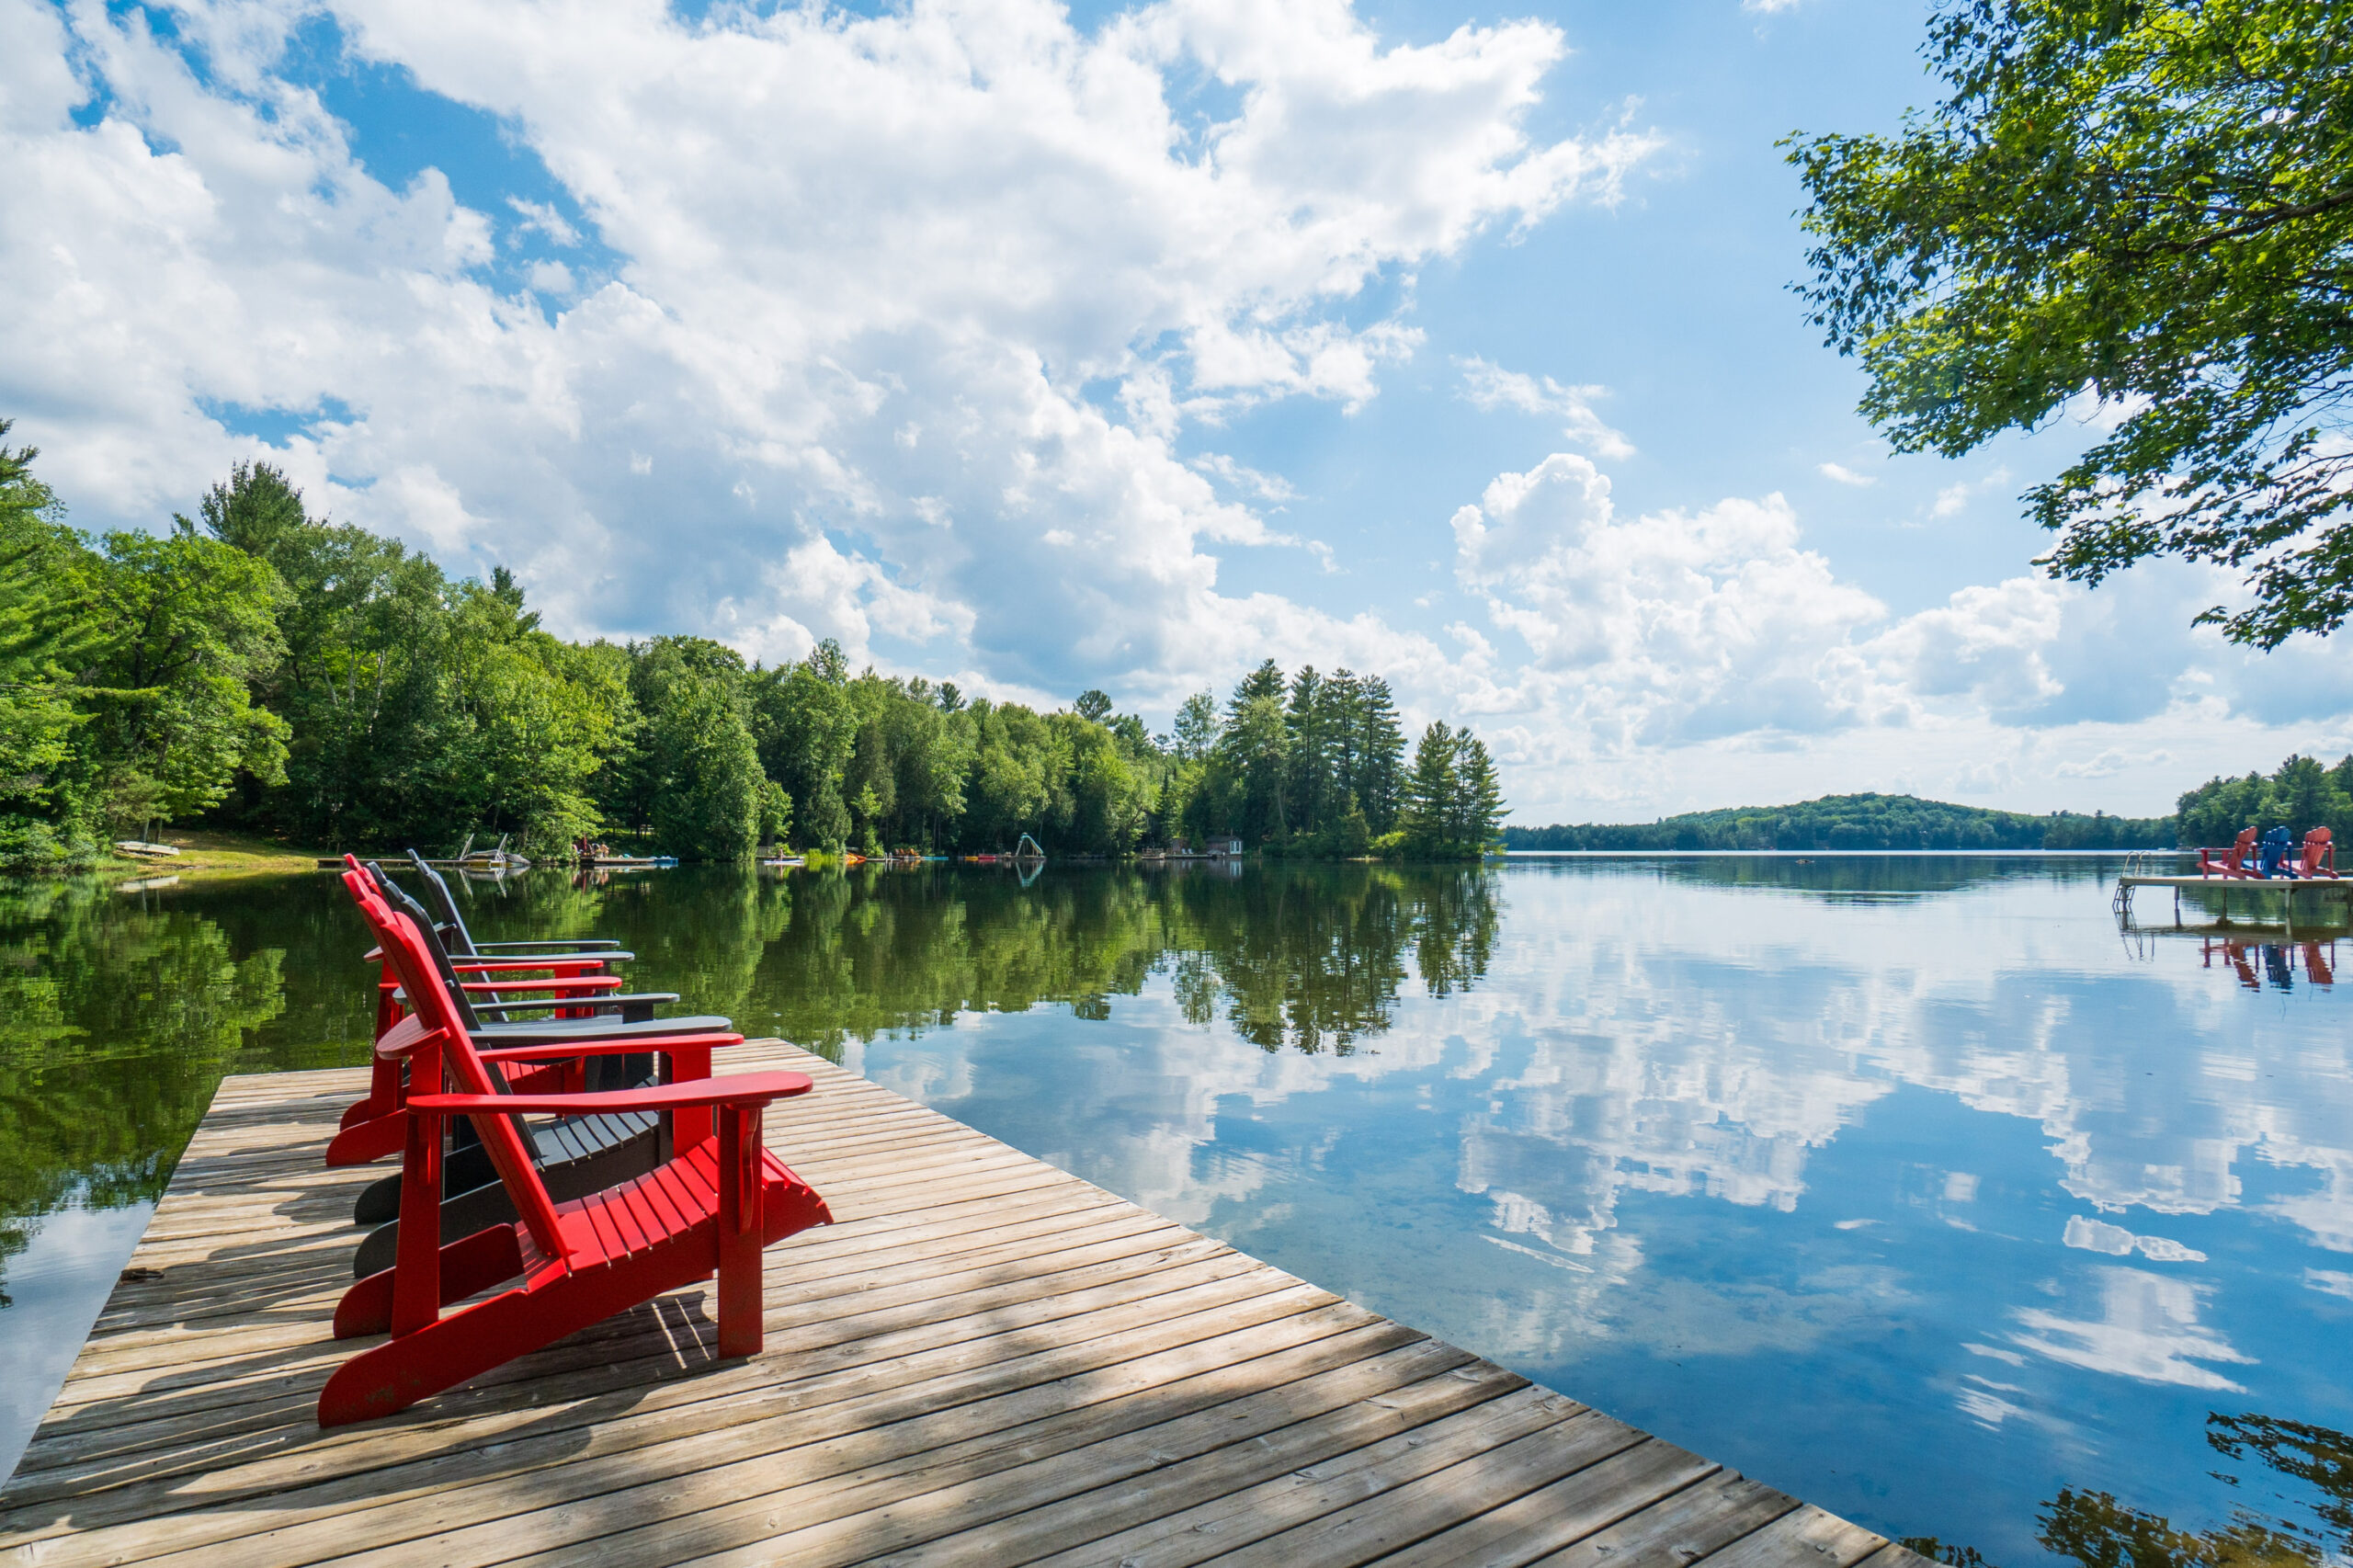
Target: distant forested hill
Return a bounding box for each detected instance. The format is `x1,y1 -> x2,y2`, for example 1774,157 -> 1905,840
1502,793 -> 2175,851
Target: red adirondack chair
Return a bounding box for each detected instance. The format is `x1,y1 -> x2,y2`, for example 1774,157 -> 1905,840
2198,826 -> 2260,879
322,872 -> 830,1426
2299,827 -> 2337,879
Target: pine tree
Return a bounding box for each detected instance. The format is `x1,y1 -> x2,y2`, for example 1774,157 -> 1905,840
1171,691 -> 1220,760
1219,687 -> 1290,843
1228,659 -> 1285,719
1284,666 -> 1335,835
1403,722 -> 1459,855
1452,733 -> 1506,854
1353,676 -> 1405,832
191,460 -> 308,560
1326,670 -> 1363,821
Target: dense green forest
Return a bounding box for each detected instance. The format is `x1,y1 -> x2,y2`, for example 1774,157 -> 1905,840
0,432 -> 1505,869
1504,793 -> 2175,851
2175,754 -> 2353,849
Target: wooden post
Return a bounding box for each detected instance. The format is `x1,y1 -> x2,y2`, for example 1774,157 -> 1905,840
390,1110 -> 443,1337
716,1105 -> 764,1358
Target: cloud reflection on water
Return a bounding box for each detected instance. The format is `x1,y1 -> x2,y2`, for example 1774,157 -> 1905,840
836,858 -> 2353,1560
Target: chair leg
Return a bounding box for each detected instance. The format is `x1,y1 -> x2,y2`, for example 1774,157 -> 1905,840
342,1055 -> 399,1131
350,1139 -> 501,1229
320,1281 -> 549,1426
335,1223 -> 524,1337
716,1106 -> 763,1358
352,1177 -> 524,1281
352,1169 -> 403,1226
326,1113 -> 406,1167
321,1235 -> 722,1426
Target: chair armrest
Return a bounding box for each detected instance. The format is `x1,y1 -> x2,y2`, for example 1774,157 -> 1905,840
476,1032 -> 745,1062
374,960 -> 621,984
469,992 -> 680,1016
413,1072 -> 812,1116
373,1016 -> 436,1061
449,955 -> 631,971
364,947 -> 628,968
455,976 -> 623,994
470,938 -> 627,952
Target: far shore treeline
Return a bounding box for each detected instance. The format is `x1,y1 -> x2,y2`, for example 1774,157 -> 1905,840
0,438 -> 1505,869
1504,794 -> 2175,852
1510,754 -> 2353,853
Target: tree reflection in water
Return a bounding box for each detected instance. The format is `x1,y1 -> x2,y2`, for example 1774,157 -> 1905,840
1909,1413 -> 2353,1568
0,861 -> 1502,1303
513,862 -> 1501,1060
0,879 -> 288,1302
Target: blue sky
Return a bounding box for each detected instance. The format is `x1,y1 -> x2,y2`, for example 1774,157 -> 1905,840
6,0 -> 2349,821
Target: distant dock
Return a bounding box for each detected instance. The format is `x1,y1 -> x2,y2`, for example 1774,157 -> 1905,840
2116,874 -> 2353,892
2116,870 -> 2353,934
1,1042 -> 1935,1567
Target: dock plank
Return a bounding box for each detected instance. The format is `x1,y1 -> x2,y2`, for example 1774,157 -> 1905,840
2,1040 -> 1904,1567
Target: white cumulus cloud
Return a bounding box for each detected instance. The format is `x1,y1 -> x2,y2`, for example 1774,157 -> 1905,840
1459,357 -> 1636,460
0,0 -> 1653,708
1443,449 -> 2353,821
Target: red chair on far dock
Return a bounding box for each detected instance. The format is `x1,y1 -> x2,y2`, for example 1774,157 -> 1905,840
2198,826 -> 2260,879
320,869 -> 831,1427
2298,827 -> 2337,879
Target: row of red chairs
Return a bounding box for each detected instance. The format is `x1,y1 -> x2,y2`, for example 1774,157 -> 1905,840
2195,825 -> 2338,881
316,855 -> 831,1426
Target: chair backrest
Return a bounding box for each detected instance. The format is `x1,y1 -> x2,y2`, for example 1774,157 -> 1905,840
342,868 -> 567,1256
406,850 -> 481,957
2306,827 -> 2335,874
2233,826 -> 2257,860
366,862 -> 489,1029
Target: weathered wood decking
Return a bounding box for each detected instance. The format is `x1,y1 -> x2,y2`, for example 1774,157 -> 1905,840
1,1042 -> 1933,1568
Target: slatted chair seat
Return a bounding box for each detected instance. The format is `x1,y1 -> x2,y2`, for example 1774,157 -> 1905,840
539,1106 -> 663,1166
323,870 -> 829,1426
540,1135 -> 798,1271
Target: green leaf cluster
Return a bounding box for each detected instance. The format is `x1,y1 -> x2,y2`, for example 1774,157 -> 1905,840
1790,0 -> 2353,644
1,431 -> 290,867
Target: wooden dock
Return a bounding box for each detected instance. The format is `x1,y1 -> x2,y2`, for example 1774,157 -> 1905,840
1,1042 -> 1934,1568
2117,873 -> 2353,892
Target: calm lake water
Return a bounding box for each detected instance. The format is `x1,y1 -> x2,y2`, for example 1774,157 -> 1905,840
3,855 -> 2350,1561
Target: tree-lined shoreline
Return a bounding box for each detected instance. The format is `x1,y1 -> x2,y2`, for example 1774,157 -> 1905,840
1505,794 -> 2173,853
1511,756 -> 2353,854
0,437 -> 1506,870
